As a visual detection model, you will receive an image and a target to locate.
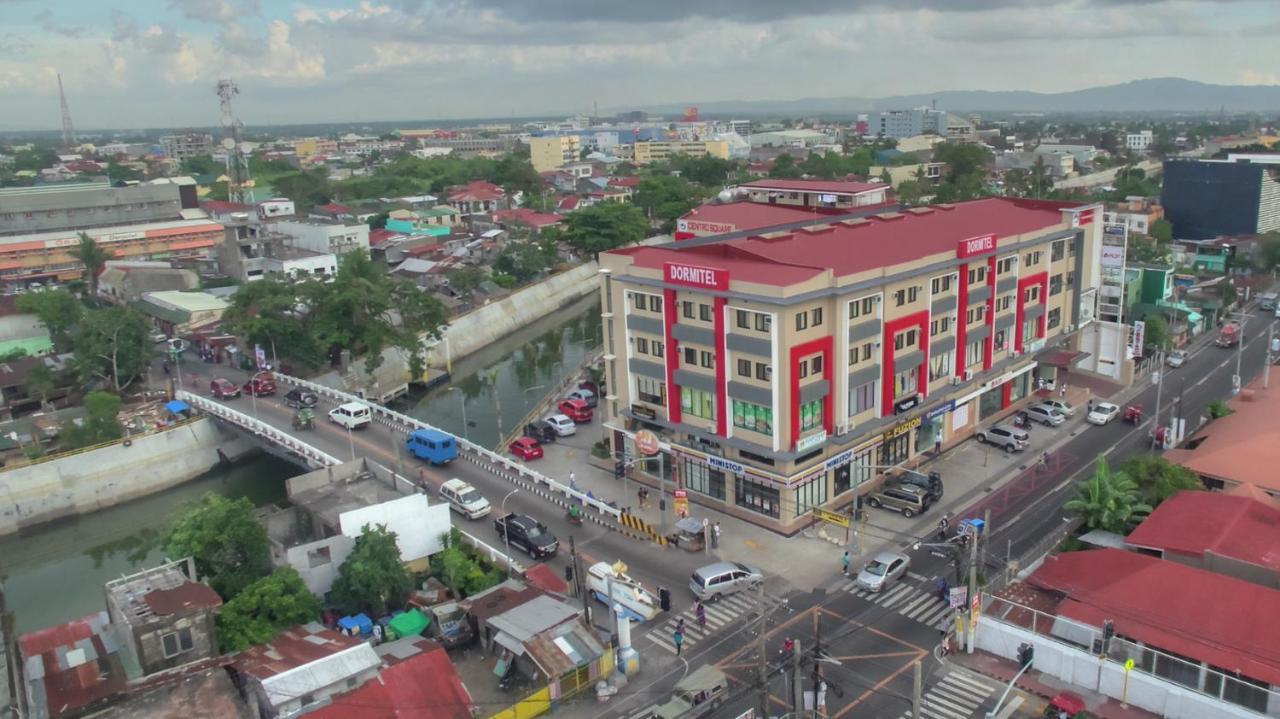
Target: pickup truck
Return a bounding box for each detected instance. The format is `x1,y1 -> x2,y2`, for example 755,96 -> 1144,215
628,665 -> 728,719
493,513 -> 559,559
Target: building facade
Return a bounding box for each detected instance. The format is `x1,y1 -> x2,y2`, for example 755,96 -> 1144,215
1162,158 -> 1280,240
0,181 -> 191,236
870,109 -> 948,139
632,140 -> 730,165
160,133 -> 215,162
529,135 -> 582,173
737,179 -> 890,211
272,218 -> 370,256
598,198 -> 1101,531
1125,130 -> 1154,152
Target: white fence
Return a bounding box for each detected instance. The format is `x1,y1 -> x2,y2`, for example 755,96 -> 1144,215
177,391 -> 342,468
272,373 -> 624,524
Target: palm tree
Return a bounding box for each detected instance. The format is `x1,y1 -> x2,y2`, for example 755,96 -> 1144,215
70,232 -> 112,303
1064,459 -> 1153,533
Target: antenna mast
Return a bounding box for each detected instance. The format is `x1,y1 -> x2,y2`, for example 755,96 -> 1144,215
216,78 -> 254,204
57,72 -> 75,149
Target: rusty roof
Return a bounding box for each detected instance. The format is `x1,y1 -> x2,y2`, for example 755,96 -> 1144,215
231,623 -> 361,680
142,582 -> 222,616
19,611 -> 128,719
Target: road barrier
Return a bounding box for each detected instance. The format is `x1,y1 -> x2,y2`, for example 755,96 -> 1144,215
618,511 -> 668,547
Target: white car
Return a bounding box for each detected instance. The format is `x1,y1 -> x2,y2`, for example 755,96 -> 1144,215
544,413 -> 576,437
439,478 -> 491,519
329,401 -> 373,429
1087,402 -> 1120,426
1166,350 -> 1188,368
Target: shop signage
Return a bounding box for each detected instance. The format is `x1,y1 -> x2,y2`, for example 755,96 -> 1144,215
1129,320 -> 1145,359
813,508 -> 850,528
894,394 -> 920,414
673,489 -> 688,516
43,237 -> 79,249
882,416 -> 921,443
949,586 -> 968,609
795,431 -> 827,453
110,231 -> 145,242
1104,223 -> 1127,237
677,219 -> 736,235
956,233 -> 996,259
1100,244 -> 1126,268
664,262 -> 729,291
1072,208 -> 1096,227
825,449 -> 853,471
634,429 -> 660,456
925,401 -> 955,420
631,404 -> 656,420
707,455 -> 745,476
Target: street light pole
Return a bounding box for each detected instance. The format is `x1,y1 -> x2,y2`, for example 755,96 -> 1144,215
447,387 -> 469,441
345,424 -> 356,462
500,489 -> 519,577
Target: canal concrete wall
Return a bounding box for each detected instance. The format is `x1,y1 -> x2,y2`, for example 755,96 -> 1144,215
0,418 -> 256,537
424,261 -> 600,369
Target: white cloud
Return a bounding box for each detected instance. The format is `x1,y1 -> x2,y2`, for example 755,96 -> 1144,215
1241,69 -> 1280,85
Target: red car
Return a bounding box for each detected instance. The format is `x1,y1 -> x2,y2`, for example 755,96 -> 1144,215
557,398 -> 593,423
210,377 -> 241,399
243,376 -> 277,397
509,436 -> 544,461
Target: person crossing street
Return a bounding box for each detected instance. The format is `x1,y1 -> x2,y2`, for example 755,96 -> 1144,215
694,600 -> 706,630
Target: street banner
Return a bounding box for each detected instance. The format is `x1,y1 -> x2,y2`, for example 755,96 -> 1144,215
949,586 -> 968,609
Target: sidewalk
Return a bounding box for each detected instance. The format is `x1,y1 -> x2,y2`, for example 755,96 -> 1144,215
953,650 -> 1160,719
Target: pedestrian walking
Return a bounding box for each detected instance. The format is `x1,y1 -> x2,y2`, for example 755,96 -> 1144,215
1040,451 -> 1050,468
162,361 -> 171,376
673,626 -> 684,656
695,600 -> 706,629
841,551 -> 850,576
637,487 -> 648,509
568,471 -> 576,491
937,513 -> 950,541
1087,398 -> 1094,413
712,521 -> 721,549
1059,381 -> 1068,398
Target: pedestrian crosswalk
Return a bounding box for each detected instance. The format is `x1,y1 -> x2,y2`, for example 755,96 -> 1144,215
835,577 -> 955,630
646,593 -> 758,655
896,668 -> 1000,719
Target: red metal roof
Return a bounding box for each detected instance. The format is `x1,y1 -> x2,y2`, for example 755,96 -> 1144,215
1030,549 -> 1280,686
493,208 -> 562,228
523,563 -> 569,595
627,198 -> 1076,287
233,625 -> 362,680
608,176 -> 640,188
19,612 -> 128,718
1126,491 -> 1280,571
1163,367 -> 1280,490
679,201 -> 831,232
447,181 -> 504,202
308,640 -> 471,719
142,581 -> 223,615
369,229 -> 408,247
316,203 -> 353,215
739,178 -> 889,195
557,196 -> 580,211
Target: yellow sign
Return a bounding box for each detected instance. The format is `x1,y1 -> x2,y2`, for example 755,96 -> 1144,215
882,416 -> 922,442
1124,658 -> 1135,673
813,508 -> 850,528
673,489 -> 688,516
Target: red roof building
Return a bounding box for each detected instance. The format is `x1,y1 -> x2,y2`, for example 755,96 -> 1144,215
557,196 -> 580,212
735,178 -> 892,214
1125,490 -> 1280,581
1164,366 -> 1280,496
1028,548 -> 1280,688
493,208 -> 563,229
232,625 -> 382,717
447,181 -> 506,215
675,201 -> 834,239
308,640 -> 472,719
19,612 -> 128,718
201,200 -> 251,217
368,229 -> 409,248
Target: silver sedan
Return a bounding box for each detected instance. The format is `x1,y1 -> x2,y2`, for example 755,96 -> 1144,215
856,551 -> 911,592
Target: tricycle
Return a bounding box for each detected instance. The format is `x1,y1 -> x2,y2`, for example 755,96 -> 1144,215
566,503 -> 584,527
292,407 -> 315,430
1043,691 -> 1087,718
1123,404 -> 1143,425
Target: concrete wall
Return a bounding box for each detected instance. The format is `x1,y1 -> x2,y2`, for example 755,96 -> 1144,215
284,535 -> 355,598
424,261 -> 600,369
0,418 -> 255,537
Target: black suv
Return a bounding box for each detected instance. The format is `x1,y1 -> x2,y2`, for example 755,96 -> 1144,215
524,420 -> 557,444
285,388 -> 319,408
889,471 -> 943,503
493,513 -> 559,558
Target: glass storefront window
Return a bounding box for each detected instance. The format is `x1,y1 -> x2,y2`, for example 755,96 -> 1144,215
979,384 -> 1004,420
800,399 -> 822,431
915,417 -> 942,454
878,433 -> 910,467
681,387 -> 715,420
794,473 -> 828,517
684,459 -> 726,500
735,476 -> 780,518
732,400 -> 773,436
1009,373 -> 1029,402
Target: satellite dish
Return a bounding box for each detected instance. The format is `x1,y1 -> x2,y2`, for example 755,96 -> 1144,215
240,142 -> 253,154
221,138 -> 235,149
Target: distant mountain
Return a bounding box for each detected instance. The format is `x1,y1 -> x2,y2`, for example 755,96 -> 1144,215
640,78 -> 1280,116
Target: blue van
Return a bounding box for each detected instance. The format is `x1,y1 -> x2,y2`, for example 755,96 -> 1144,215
406,428 -> 458,465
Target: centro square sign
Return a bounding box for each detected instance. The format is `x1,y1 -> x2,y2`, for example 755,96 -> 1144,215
957,233 -> 997,259
664,262 -> 729,291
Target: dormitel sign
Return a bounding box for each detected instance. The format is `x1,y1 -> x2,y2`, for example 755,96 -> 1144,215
956,233 -> 997,259
664,262 -> 729,291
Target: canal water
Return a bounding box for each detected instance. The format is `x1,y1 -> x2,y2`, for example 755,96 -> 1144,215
1,293 -> 603,635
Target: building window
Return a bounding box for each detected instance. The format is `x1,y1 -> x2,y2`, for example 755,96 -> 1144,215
635,337 -> 649,354
633,293 -> 646,311
996,295 -> 1012,312
1024,286 -> 1040,303
1051,241 -> 1065,262
681,387 -> 715,420
700,351 -> 713,368
894,328 -> 918,351
684,347 -> 696,365
929,351 -> 954,381
755,362 -> 771,381
931,275 -> 953,294
794,472 -> 828,517
684,460 -> 726,500
161,629 -> 194,658
811,355 -> 823,374
800,399 -> 823,431
997,256 -> 1016,274
1023,250 -> 1042,267
682,301 -> 694,318
737,359 -> 751,377
653,342 -> 664,358
795,311 -> 808,331
993,329 -> 1008,352
965,340 -> 984,367
736,310 -> 749,328
849,296 -> 876,319
811,307 -> 823,326
966,305 -> 987,325
1048,308 -> 1062,330
967,266 -> 987,284
1049,274 -> 1063,296
851,381 -> 877,415
1022,319 -> 1039,343
733,400 -> 774,435
735,475 -> 780,519
850,343 -> 875,366
650,295 -> 662,312
798,360 -> 808,379
637,377 -> 666,405
699,304 -> 712,322
894,368 -> 918,399
755,313 -> 772,332
930,317 -> 952,336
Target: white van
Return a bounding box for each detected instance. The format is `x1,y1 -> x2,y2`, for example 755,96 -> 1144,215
439,478 -> 491,519
328,402 -> 372,429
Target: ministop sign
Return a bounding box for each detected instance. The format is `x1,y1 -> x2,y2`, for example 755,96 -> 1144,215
634,430 -> 660,456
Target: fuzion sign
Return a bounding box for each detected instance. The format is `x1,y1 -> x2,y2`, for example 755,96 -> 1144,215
956,234 -> 997,259
664,262 -> 729,291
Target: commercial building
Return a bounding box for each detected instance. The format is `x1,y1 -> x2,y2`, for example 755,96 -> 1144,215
98,261 -> 199,305
1161,157 -> 1280,240
447,180 -> 507,216
1126,130 -> 1155,152
0,218 -> 223,291
1103,197 -> 1163,236
674,202 -> 828,240
738,179 -> 891,211
1126,490 -> 1280,588
598,198 -> 1101,531
160,133 -> 215,162
0,179 -> 196,236
632,140 -> 729,165
272,218 -> 370,256
870,108 -> 948,139
529,135 -> 582,173
748,129 -> 832,148
134,290 -> 230,335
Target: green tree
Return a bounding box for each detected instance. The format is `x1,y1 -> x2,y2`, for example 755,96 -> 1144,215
490,155 -> 543,196
13,148 -> 59,172
1150,218 -> 1173,244
445,267 -> 487,301
1256,232 -> 1280,271
72,306 -> 153,391
223,278 -> 324,367
1126,235 -> 1170,264
896,180 -> 927,205
181,155 -> 221,176
273,171 -> 333,211
563,202 -> 648,254
166,493 -> 272,600
1064,459 -> 1152,533
16,289 -> 84,350
106,160 -> 143,183
430,528 -> 503,597
634,175 -> 702,233
23,364 -> 59,409
1207,400 -> 1233,419
1119,455 -> 1200,505
933,143 -> 991,183
769,153 -> 803,179
70,232 -> 113,301
217,568 -> 321,652
60,390 -> 122,449
330,524 -> 412,615
1140,315 -> 1171,354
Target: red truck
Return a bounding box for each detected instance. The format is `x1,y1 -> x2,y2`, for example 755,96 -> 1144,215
1216,322 -> 1241,348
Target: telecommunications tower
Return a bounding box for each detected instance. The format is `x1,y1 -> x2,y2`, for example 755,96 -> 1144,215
216,78 -> 254,204
57,72 -> 75,149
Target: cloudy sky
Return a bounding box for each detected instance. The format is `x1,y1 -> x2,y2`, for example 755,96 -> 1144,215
1,0 -> 1278,131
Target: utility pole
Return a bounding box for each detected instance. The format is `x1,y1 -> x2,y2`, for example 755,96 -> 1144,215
1236,311 -> 1246,395
911,660 -> 923,719
1152,348 -> 1164,452
756,580 -> 770,719
569,536 -> 590,626
967,522 -> 979,654
791,638 -> 804,719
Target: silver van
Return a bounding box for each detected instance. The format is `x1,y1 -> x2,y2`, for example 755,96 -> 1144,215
689,561 -> 763,600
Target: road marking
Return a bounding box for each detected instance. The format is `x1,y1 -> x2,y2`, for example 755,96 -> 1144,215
646,593 -> 758,654
844,581 -> 955,628
907,570 -> 929,582
896,668 -> 999,719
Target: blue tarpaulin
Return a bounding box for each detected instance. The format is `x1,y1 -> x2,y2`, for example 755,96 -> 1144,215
164,400 -> 190,414
338,614 -> 374,636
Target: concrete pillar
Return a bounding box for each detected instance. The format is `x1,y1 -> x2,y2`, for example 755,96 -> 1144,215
615,605 -> 639,677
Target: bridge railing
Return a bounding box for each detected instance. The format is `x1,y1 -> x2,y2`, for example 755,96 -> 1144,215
176,391 -> 343,468
272,373 -> 623,522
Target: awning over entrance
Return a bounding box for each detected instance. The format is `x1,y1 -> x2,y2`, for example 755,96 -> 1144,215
1037,349 -> 1090,368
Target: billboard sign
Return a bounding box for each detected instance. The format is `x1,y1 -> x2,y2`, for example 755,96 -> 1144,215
1130,321 -> 1145,358
957,234 -> 997,259
676,219 -> 736,235
664,262 -> 729,291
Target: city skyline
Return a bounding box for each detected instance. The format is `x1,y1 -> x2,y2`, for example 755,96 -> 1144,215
0,0 -> 1278,130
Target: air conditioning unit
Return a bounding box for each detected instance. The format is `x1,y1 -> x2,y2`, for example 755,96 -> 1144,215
1009,349 -> 1020,359
836,423 -> 849,435
963,370 -> 975,381
1065,323 -> 1076,332
950,376 -> 962,386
